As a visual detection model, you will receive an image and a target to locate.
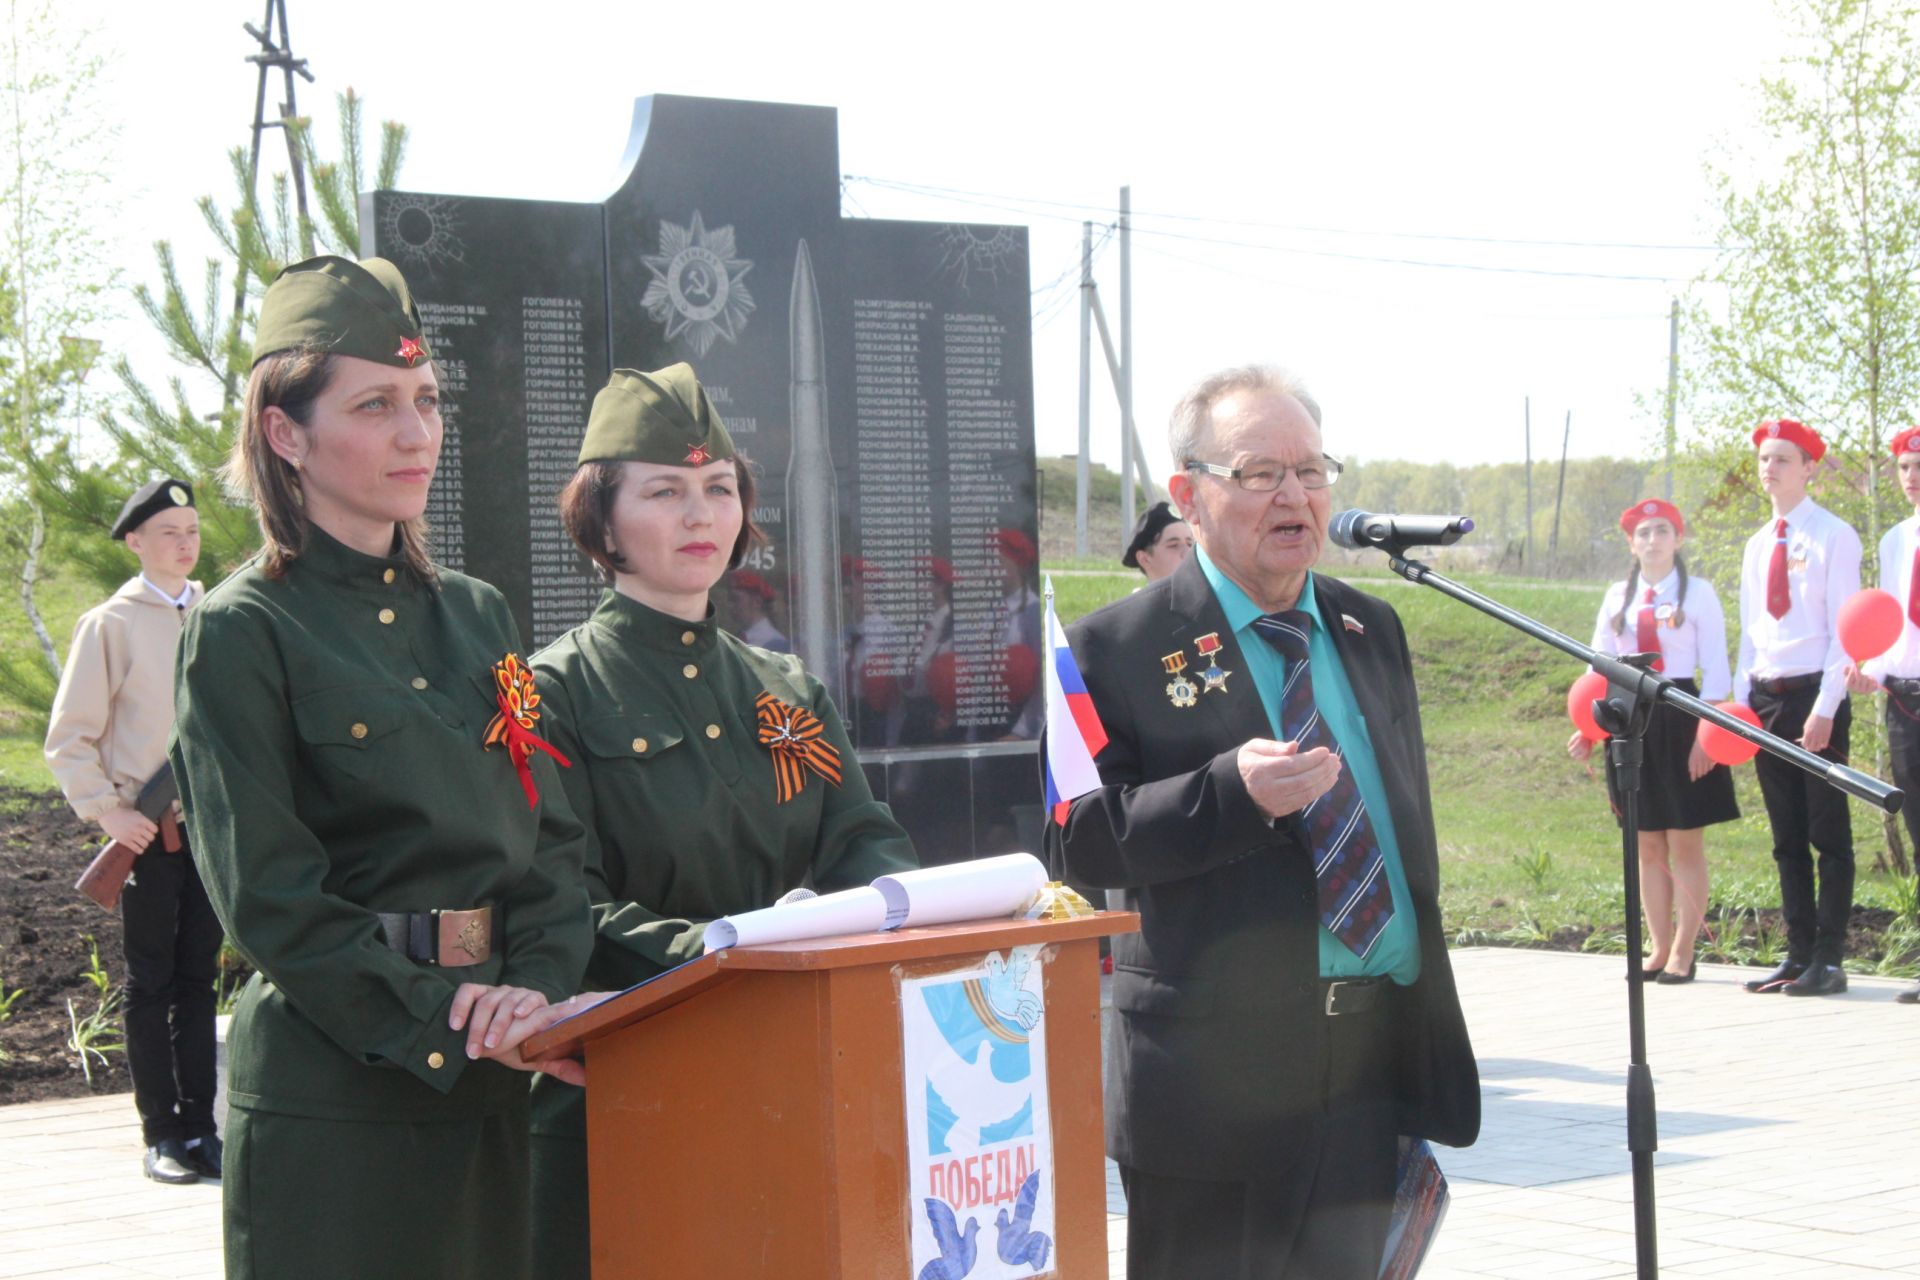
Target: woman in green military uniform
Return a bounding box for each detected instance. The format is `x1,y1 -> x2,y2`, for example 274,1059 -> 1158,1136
170,256 -> 593,1280
525,365 -> 918,1277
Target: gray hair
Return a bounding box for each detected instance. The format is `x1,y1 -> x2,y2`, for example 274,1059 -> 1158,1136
1166,364 -> 1323,470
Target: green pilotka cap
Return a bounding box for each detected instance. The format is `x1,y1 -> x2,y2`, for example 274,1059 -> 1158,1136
251,255 -> 433,368
576,364 -> 736,467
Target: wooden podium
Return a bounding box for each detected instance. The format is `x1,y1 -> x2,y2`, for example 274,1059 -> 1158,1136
527,911 -> 1138,1279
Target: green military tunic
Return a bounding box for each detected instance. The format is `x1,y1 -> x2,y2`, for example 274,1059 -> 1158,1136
171,527 -> 592,1280
526,587 -> 917,1278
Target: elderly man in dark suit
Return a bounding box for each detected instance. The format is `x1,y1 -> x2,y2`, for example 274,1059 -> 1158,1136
1047,365 -> 1479,1279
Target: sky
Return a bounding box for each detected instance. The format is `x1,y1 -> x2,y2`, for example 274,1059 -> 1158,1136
73,0 -> 1798,481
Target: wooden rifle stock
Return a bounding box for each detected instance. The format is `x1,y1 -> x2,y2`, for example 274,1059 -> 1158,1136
75,839 -> 141,911
72,764 -> 180,912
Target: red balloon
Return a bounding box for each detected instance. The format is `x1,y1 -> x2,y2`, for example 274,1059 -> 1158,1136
1838,588 -> 1904,662
1567,670 -> 1610,741
1697,701 -> 1763,766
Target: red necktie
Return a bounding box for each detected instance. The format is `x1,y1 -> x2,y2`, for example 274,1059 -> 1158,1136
1635,587 -> 1663,671
1766,519 -> 1791,620
1909,544 -> 1920,630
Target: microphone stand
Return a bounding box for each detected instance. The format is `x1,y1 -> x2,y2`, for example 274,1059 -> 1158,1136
1375,543 -> 1902,1280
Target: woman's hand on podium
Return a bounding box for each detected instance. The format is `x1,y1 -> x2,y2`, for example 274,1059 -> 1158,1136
474,991 -> 621,1087
449,983 -> 550,1060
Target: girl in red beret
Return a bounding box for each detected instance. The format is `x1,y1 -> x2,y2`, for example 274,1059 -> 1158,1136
1567,498 -> 1739,983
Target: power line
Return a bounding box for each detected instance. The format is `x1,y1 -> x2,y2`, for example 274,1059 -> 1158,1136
844,175 -> 1707,283
846,175 -> 1728,253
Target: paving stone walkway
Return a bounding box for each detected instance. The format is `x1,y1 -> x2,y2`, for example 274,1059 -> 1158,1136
2,948 -> 1915,1278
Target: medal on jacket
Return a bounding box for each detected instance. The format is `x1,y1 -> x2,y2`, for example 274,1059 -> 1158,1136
756,691 -> 843,803
482,652 -> 573,809
1193,632 -> 1232,693
1162,652 -> 1198,708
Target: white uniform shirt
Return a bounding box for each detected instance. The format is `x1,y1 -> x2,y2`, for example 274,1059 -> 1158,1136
1863,513 -> 1920,682
1590,570 -> 1733,701
1734,496 -> 1861,717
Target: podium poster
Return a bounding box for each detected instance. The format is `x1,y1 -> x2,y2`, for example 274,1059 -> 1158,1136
901,947 -> 1057,1277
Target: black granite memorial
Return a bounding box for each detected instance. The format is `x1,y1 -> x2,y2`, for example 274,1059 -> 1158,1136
363,94 -> 1042,862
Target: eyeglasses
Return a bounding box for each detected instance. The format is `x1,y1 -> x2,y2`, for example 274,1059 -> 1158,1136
1184,455 -> 1344,492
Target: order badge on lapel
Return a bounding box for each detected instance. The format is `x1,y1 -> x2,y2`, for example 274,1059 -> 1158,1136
1193,632 -> 1232,694
1162,652 -> 1199,708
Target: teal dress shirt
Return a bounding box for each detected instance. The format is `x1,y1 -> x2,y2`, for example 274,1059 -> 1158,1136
1196,548 -> 1421,983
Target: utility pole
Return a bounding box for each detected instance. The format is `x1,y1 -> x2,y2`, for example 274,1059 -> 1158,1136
1550,410 -> 1572,573
1076,222 -> 1093,558
1073,202 -> 1163,542
1664,299 -> 1679,500
1524,396 -> 1533,572
1119,186 -> 1135,547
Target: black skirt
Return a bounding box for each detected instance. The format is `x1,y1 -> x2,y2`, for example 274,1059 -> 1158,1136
1602,678 -> 1741,831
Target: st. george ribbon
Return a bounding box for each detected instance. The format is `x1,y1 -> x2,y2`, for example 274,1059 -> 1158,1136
1328,509 -> 1475,554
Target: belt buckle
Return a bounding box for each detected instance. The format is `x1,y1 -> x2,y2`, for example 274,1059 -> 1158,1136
1324,981 -> 1348,1017
433,908 -> 492,967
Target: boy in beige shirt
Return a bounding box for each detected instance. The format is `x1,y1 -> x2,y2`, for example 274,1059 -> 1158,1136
45,478 -> 221,1184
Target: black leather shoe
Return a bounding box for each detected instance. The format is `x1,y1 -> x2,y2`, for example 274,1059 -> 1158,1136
1743,959 -> 1807,993
1896,980 -> 1920,1005
1656,960 -> 1698,985
182,1135 -> 223,1180
143,1139 -> 201,1185
1782,963 -> 1847,997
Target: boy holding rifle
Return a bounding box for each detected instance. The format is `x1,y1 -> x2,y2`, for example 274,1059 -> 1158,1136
45,478 -> 222,1183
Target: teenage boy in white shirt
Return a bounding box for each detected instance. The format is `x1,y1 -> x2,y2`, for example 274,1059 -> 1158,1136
1845,425 -> 1920,1005
1734,419 -> 1861,997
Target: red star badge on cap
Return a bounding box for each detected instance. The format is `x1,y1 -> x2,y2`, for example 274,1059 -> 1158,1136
396,337 -> 425,366
685,443 -> 712,465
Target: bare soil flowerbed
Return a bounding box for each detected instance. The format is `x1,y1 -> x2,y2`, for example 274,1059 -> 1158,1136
0,787 -> 134,1103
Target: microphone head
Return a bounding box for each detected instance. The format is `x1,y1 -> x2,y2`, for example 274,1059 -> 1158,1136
1328,509 -> 1369,550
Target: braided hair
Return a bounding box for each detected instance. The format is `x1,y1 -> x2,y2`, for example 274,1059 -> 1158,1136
1611,553 -> 1690,634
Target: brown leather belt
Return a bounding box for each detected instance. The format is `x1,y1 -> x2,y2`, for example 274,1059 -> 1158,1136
375,906 -> 495,967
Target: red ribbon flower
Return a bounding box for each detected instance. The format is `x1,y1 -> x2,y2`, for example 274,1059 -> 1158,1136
483,653 -> 572,808
754,691 -> 842,803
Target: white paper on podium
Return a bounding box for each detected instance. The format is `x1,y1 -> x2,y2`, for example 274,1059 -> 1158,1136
703,886 -> 888,952
873,852 -> 1048,931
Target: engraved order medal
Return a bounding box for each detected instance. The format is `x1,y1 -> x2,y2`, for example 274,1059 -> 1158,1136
1161,652 -> 1198,708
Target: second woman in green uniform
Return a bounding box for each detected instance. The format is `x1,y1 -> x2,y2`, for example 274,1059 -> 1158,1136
527,364 -> 917,1277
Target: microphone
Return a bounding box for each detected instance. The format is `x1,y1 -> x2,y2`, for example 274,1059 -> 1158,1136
1329,509 -> 1475,552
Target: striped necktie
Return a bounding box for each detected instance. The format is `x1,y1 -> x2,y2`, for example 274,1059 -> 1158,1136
1250,609 -> 1395,958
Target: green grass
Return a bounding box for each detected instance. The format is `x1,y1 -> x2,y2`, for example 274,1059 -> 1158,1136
0,571 -> 96,792
1044,560 -> 1920,960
